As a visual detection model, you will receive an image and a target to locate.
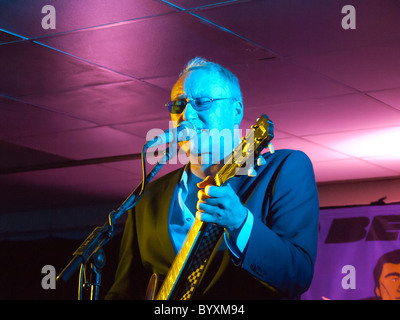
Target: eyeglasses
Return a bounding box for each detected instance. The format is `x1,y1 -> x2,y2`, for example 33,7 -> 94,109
166,97 -> 236,114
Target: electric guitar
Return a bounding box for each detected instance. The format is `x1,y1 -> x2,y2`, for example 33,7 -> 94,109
146,114 -> 274,300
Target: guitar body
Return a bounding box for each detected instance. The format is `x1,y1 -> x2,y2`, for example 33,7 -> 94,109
146,114 -> 274,300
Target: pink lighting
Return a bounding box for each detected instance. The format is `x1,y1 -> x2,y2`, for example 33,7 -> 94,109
333,126 -> 400,159
0,0 -> 399,211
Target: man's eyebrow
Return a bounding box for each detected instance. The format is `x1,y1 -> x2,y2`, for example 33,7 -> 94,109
385,272 -> 400,278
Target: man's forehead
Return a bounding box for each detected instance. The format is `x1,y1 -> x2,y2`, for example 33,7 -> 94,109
381,263 -> 400,275
171,69 -> 227,99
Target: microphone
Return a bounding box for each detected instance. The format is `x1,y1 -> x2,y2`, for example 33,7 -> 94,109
144,121 -> 197,149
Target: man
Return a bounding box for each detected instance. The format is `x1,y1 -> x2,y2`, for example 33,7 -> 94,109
373,249 -> 400,300
105,57 -> 319,300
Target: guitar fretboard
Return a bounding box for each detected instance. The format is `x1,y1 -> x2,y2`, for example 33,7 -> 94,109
155,218 -> 204,300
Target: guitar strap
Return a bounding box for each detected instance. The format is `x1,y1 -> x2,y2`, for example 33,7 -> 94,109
176,172 -> 248,300
179,224 -> 224,300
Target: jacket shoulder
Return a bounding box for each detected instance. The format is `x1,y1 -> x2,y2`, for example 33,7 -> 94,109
143,165 -> 185,194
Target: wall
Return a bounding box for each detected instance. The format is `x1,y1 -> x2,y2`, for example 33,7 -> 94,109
318,177 -> 400,208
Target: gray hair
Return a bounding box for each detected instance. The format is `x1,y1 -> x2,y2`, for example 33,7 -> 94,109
180,57 -> 242,102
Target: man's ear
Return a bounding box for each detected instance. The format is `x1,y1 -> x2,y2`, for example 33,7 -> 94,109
234,100 -> 243,125
375,286 -> 381,298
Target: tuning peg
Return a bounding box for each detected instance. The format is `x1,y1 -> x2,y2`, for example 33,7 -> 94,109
247,165 -> 257,177
257,155 -> 266,166
268,143 -> 275,154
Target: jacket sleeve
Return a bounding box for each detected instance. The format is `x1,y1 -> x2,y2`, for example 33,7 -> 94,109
240,150 -> 319,298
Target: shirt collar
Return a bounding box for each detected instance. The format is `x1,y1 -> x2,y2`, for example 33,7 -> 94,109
179,169 -> 189,192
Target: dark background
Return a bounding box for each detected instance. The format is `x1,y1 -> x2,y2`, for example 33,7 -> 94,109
0,233 -> 123,300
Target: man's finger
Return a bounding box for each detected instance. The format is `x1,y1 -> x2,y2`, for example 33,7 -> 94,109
204,185 -> 232,198
196,210 -> 221,224
197,201 -> 223,213
197,176 -> 214,189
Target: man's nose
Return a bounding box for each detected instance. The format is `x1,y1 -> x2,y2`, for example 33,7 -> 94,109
182,101 -> 198,122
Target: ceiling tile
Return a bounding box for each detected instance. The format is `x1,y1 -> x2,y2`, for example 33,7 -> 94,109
39,11 -> 274,79
228,60 -> 354,107
313,158 -> 398,183
0,97 -> 96,140
292,42 -> 400,92
362,156 -> 400,174
196,0 -> 400,56
0,0 -> 174,38
0,41 -> 134,97
368,88 -> 400,111
0,30 -> 24,44
5,126 -> 144,160
273,136 -> 350,163
21,80 -> 169,125
162,0 -> 227,10
304,126 -> 400,159
0,141 -> 69,171
112,118 -> 171,139
251,94 -> 400,136
143,74 -> 179,92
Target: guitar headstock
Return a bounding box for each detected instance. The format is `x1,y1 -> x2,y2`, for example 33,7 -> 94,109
215,114 -> 274,186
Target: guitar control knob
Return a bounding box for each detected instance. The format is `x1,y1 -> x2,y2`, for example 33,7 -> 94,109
247,165 -> 257,177
268,143 -> 275,154
257,156 -> 266,166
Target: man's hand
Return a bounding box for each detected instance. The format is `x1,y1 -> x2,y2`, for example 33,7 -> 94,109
196,176 -> 248,235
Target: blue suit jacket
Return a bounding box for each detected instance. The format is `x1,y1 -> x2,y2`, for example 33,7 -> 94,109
105,149 -> 319,299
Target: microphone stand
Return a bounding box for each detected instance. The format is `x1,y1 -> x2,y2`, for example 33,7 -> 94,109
56,147 -> 174,300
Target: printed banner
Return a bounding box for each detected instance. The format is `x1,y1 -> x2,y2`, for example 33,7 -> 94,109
303,204 -> 400,300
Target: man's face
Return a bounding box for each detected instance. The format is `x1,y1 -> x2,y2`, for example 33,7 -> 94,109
170,68 -> 242,163
375,263 -> 400,300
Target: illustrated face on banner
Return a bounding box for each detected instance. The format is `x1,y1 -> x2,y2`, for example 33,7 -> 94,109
303,205 -> 400,300
375,262 -> 400,300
